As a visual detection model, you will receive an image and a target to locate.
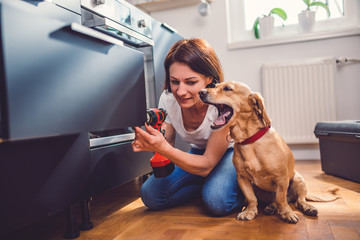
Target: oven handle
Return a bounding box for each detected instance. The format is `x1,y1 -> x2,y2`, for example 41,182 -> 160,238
90,133 -> 135,148
69,23 -> 124,46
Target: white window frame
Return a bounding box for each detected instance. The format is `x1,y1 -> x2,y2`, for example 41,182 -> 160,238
226,0 -> 360,50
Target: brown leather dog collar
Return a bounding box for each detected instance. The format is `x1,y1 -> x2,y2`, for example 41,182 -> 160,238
238,125 -> 271,145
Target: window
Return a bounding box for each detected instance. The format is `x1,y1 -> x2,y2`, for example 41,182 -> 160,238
243,0 -> 344,30
226,0 -> 360,49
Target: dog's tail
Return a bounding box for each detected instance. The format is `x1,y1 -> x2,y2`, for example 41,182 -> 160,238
306,187 -> 341,202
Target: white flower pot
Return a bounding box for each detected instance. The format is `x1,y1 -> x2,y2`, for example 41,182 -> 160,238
259,16 -> 274,38
298,10 -> 315,33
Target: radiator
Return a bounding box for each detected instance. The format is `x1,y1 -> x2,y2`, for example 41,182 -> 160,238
262,57 -> 337,144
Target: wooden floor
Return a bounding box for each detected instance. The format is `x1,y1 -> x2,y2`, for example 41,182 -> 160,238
5,160 -> 360,240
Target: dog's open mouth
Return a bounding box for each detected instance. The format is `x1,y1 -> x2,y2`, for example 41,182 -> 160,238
210,103 -> 233,130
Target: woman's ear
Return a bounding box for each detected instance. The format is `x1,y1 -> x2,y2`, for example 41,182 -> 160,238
248,92 -> 271,126
205,76 -> 213,86
206,77 -> 218,88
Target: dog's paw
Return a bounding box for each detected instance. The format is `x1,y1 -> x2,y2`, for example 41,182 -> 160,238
279,210 -> 299,224
303,206 -> 318,216
295,201 -> 318,217
236,209 -> 258,221
263,204 -> 276,215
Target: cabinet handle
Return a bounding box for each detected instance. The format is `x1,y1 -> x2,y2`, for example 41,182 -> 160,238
69,23 -> 124,46
90,133 -> 135,148
315,131 -> 330,136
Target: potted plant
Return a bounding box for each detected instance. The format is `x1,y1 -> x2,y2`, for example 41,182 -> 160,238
253,8 -> 287,39
298,0 -> 330,32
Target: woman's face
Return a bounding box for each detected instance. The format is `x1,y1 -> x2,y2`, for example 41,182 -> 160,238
169,62 -> 212,109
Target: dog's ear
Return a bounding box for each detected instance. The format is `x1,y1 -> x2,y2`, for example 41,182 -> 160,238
248,92 -> 271,126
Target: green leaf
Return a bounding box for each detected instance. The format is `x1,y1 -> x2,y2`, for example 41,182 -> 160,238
270,8 -> 287,21
310,2 -> 331,17
253,17 -> 260,39
303,0 -> 311,7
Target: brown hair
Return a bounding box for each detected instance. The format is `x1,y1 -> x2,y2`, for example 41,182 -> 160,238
163,38 -> 224,92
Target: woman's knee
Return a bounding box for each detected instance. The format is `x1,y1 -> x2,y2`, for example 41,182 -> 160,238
140,181 -> 167,210
202,189 -> 239,216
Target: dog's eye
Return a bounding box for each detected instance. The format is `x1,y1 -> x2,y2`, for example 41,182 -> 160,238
223,86 -> 233,91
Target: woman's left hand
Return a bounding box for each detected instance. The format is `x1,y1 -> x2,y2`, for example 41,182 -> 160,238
131,123 -> 168,153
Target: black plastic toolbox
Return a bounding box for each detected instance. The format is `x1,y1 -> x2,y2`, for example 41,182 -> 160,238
314,120 -> 360,183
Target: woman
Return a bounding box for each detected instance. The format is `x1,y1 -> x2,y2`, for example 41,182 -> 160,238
132,38 -> 244,216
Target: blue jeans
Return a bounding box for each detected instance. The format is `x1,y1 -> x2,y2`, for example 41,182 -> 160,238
140,148 -> 244,216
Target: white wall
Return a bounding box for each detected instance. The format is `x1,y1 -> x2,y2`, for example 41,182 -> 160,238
150,1 -> 360,160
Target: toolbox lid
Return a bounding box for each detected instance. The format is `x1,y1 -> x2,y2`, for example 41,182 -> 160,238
314,120 -> 360,140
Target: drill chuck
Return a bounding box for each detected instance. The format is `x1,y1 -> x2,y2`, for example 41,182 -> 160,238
146,108 -> 166,128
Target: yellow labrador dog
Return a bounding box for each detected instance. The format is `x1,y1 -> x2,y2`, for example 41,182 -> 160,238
199,81 -> 339,223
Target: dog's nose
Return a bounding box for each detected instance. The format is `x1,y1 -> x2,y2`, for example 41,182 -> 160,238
199,89 -> 208,99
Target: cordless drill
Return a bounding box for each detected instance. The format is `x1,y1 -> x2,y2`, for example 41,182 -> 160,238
146,108 -> 175,178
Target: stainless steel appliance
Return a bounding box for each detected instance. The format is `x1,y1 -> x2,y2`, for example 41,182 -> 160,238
78,0 -> 156,196
0,0 -> 150,237
81,0 -> 157,109
0,0 -> 183,238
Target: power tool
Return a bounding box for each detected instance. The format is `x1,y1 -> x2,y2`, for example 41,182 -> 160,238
146,108 -> 175,178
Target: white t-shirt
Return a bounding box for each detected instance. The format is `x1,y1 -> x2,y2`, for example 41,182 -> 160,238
158,90 -> 218,150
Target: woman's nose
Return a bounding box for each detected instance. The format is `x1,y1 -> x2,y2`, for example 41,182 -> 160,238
177,82 -> 187,95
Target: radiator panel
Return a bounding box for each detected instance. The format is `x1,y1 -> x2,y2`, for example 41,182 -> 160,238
262,58 -> 337,144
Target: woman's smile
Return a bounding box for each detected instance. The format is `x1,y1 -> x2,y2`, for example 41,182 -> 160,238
178,97 -> 191,103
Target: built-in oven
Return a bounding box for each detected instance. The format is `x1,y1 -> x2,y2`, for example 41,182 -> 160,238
81,0 -> 157,109
79,0 -> 156,196
0,0 -> 154,237
0,0 -> 185,237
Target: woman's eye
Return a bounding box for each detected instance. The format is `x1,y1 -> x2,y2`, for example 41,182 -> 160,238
170,80 -> 179,85
223,86 -> 232,91
187,81 -> 197,85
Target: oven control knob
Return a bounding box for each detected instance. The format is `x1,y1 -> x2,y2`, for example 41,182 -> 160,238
138,19 -> 147,28
95,0 -> 105,5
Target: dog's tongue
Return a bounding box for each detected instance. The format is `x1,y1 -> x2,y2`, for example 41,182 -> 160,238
214,111 -> 230,126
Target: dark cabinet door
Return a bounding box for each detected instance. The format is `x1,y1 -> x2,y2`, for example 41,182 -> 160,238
0,3 -> 146,140
90,142 -> 152,196
0,132 -> 91,235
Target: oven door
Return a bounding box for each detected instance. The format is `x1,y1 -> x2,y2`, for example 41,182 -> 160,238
89,133 -> 152,195
0,3 -> 146,141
